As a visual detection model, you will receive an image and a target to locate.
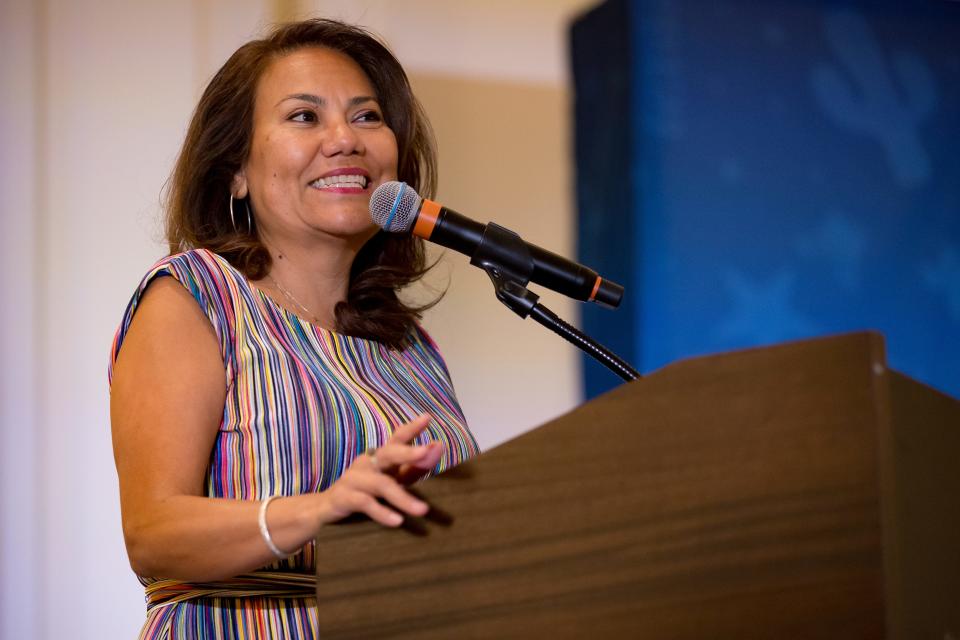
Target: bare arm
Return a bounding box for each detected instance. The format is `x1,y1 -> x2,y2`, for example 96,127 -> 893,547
111,277 -> 441,582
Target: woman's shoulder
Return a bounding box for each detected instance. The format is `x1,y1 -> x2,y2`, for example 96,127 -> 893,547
109,249 -> 244,379
147,248 -> 242,286
138,248 -> 252,312
403,322 -> 457,381
408,322 -> 441,353
139,248 -> 251,329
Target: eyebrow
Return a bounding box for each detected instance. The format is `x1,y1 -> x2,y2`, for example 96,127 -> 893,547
276,93 -> 378,108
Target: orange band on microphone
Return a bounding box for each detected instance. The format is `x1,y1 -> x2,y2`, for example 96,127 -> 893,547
413,199 -> 441,239
588,276 -> 603,302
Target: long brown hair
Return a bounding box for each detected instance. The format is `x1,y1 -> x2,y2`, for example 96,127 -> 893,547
165,19 -> 438,348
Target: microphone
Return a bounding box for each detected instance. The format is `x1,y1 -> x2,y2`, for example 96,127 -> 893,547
369,181 -> 623,307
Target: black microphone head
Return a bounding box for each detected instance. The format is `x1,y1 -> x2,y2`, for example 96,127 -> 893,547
369,181 -> 422,232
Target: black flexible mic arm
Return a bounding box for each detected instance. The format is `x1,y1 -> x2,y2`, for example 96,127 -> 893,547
470,222 -> 641,383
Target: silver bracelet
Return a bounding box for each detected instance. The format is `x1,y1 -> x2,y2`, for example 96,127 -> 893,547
258,495 -> 289,560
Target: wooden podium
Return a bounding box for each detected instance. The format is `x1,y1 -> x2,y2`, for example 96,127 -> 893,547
315,332 -> 960,638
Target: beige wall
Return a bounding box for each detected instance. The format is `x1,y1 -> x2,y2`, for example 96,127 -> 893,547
411,73 -> 581,447
305,0 -> 593,84
0,1 -> 599,637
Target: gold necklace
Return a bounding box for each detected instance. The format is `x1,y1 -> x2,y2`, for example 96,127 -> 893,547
266,273 -> 320,324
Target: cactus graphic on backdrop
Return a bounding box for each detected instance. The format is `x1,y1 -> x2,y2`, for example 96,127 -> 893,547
811,8 -> 938,188
717,269 -> 818,345
796,213 -> 867,289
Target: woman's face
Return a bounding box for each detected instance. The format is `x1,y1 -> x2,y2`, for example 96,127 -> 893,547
236,46 -> 398,246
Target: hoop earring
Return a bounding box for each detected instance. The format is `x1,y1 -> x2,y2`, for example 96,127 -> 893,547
245,198 -> 253,232
229,194 -> 239,232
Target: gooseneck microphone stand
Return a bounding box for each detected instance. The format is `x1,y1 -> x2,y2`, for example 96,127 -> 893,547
470,223 -> 641,383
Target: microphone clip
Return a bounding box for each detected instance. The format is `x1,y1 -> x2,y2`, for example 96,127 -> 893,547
469,222 -> 534,287
470,221 -> 540,318
467,218 -> 641,382
483,266 -> 540,319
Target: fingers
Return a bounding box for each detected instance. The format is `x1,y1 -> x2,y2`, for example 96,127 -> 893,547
370,414 -> 440,473
363,472 -> 429,519
395,442 -> 444,485
387,413 -> 432,446
411,441 -> 444,470
334,468 -> 429,527
371,441 -> 441,476
321,414 -> 443,528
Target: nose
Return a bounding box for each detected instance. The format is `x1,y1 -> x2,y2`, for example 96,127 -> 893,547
321,118 -> 362,157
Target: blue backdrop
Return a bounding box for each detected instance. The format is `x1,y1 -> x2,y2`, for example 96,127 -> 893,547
572,0 -> 960,399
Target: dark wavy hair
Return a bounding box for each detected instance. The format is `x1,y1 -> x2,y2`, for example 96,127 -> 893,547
165,19 -> 438,348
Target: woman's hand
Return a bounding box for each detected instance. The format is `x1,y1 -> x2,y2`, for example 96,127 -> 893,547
315,414 -> 443,528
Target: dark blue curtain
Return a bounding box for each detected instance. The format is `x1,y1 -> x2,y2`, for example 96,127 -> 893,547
573,0 -> 960,400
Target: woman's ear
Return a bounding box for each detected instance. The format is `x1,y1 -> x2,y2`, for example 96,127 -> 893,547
231,171 -> 248,199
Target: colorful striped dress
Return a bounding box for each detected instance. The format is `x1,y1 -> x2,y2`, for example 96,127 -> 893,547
109,248 -> 479,639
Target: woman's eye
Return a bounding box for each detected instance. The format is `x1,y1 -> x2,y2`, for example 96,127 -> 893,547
355,110 -> 383,124
290,110 -> 317,123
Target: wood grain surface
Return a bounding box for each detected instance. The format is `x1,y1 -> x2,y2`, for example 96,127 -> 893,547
314,332 -> 956,638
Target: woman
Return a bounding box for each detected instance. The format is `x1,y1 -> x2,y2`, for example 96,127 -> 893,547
109,18 -> 479,638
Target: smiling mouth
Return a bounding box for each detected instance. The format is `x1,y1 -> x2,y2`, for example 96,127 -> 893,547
309,174 -> 369,190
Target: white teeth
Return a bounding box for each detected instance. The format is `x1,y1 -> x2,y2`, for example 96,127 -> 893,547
311,174 -> 368,189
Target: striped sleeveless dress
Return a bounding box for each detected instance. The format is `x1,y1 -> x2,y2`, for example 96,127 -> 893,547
109,248 -> 479,639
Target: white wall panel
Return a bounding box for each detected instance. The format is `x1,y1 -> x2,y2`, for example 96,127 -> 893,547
0,1 -> 272,637
1,1 -> 41,637
39,2 -> 199,636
